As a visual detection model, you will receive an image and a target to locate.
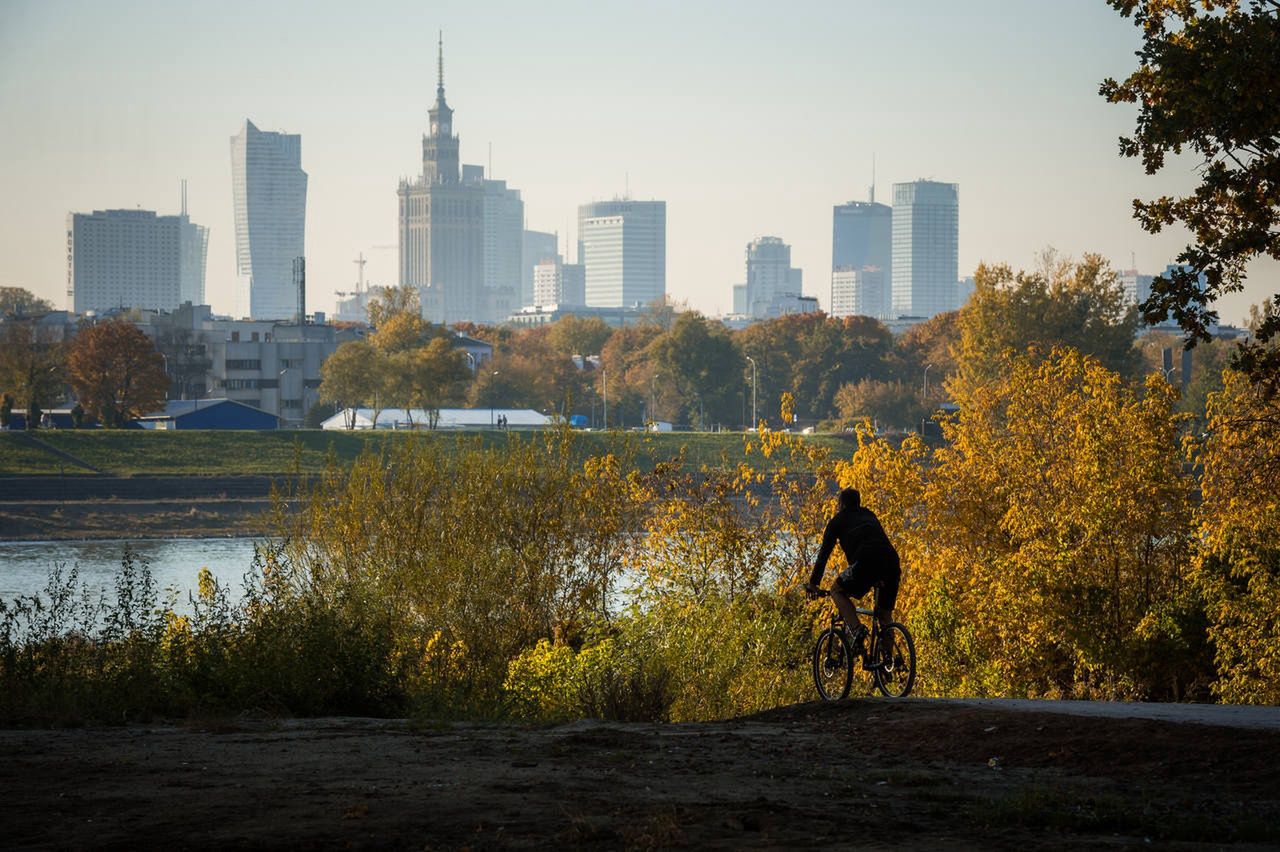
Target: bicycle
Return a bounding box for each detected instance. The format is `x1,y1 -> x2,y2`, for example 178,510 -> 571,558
810,587 -> 916,700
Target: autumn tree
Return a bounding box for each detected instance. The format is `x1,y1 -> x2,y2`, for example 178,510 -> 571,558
1101,0 -> 1280,391
0,287 -> 54,318
838,348 -> 1202,699
831,379 -> 929,431
955,252 -> 1139,386
365,285 -> 421,329
1191,370 -> 1280,703
319,340 -> 382,428
404,337 -> 471,428
546,315 -> 613,358
66,318 -> 168,427
0,321 -> 66,427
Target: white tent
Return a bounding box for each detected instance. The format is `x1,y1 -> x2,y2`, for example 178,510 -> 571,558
320,407 -> 553,431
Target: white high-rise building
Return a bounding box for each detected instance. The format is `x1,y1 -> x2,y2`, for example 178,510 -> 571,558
1119,269 -> 1154,306
522,230 -> 559,308
578,199 -> 665,308
231,119 -> 308,320
830,265 -> 886,319
891,180 -> 958,319
532,258 -> 586,307
474,174 -> 523,294
67,207 -> 208,314
738,236 -> 804,319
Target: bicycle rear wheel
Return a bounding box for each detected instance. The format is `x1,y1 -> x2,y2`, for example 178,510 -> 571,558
873,622 -> 917,698
812,627 -> 854,701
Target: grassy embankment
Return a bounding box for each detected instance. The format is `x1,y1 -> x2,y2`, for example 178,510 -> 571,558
0,429 -> 859,476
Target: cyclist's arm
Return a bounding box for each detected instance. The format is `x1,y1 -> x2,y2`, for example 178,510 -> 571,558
808,517 -> 839,588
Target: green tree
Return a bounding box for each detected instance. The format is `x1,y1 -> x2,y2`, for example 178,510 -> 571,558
1101,0 -> 1280,391
648,312 -> 744,427
736,313 -> 895,425
955,252 -> 1139,385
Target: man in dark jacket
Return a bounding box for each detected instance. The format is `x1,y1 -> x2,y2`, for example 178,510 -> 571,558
804,487 -> 901,655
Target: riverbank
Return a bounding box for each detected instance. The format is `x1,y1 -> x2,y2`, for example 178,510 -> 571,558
0,499 -> 273,540
3,698 -> 1276,849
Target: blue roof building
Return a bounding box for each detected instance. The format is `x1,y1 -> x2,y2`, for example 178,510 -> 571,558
137,398 -> 281,430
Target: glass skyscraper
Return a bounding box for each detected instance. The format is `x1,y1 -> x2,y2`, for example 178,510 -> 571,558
231,119 -> 307,320
578,199 -> 666,308
832,200 -> 892,317
891,180 -> 958,319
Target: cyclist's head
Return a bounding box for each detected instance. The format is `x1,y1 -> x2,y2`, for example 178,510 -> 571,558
839,487 -> 861,510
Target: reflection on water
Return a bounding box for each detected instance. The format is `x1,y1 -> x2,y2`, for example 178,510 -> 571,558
0,538 -> 265,607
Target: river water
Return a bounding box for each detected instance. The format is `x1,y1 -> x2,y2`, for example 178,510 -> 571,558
0,538 -> 265,608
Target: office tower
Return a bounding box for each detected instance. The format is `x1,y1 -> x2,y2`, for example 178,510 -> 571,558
67,204 -> 208,314
397,38 -> 491,324
577,199 -> 666,308
830,265 -> 886,319
521,230 -> 559,308
532,258 -> 586,307
832,198 -> 892,316
891,180 -> 959,319
737,236 -> 804,319
472,173 -> 523,295
230,120 -> 307,320
1119,269 -> 1154,305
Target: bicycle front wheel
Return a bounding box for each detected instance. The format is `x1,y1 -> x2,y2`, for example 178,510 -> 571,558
873,622 -> 917,698
812,627 -> 854,701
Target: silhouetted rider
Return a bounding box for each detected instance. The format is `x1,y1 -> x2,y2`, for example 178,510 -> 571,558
804,487 -> 901,654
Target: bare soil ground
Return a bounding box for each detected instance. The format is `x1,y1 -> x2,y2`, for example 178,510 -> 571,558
3,699 -> 1278,850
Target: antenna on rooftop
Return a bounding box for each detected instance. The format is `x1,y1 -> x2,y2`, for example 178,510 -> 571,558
181,179 -> 188,216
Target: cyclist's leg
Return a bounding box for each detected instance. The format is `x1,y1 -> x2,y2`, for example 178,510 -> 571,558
832,564 -> 873,639
873,553 -> 902,657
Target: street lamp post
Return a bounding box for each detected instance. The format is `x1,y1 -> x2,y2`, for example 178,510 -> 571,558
601,367 -> 608,430
745,356 -> 757,430
923,363 -> 934,398
490,370 -> 499,427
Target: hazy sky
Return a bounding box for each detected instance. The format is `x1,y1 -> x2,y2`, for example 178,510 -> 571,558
1,0 -> 1273,324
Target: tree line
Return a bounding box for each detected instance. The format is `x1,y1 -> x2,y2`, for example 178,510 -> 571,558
0,299 -> 168,429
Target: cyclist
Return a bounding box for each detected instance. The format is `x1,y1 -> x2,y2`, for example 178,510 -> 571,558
804,487 -> 901,658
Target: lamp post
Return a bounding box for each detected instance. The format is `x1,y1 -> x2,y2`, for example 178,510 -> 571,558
745,356 -> 757,430
464,352 -> 476,374
279,368 -> 297,428
601,366 -> 608,430
490,370 -> 499,428
923,363 -> 934,399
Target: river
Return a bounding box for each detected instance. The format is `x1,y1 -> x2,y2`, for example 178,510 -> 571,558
0,537 -> 265,608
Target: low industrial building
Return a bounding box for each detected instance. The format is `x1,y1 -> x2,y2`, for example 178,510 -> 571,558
135,398 -> 281,430
321,407 -> 552,430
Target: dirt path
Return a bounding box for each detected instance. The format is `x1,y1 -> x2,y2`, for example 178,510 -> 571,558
3,699 -> 1278,850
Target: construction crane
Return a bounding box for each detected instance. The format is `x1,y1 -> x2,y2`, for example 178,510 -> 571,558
335,253 -> 369,299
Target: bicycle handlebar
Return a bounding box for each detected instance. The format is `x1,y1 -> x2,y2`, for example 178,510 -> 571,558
803,586 -> 875,616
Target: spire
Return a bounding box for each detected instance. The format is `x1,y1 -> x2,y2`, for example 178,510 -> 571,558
437,31 -> 444,97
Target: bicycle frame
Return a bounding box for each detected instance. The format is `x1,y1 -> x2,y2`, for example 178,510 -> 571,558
823,596 -> 881,670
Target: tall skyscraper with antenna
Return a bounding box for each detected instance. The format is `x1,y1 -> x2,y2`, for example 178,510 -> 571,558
831,162 -> 892,319
397,35 -> 513,324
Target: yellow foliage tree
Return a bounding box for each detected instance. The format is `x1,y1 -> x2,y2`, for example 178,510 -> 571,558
839,348 -> 1198,699
1191,370 -> 1280,704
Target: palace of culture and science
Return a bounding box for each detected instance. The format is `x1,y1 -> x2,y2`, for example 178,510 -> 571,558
397,38 -> 518,325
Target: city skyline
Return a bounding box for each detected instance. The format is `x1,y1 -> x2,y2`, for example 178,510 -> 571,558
1,0 -> 1274,326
